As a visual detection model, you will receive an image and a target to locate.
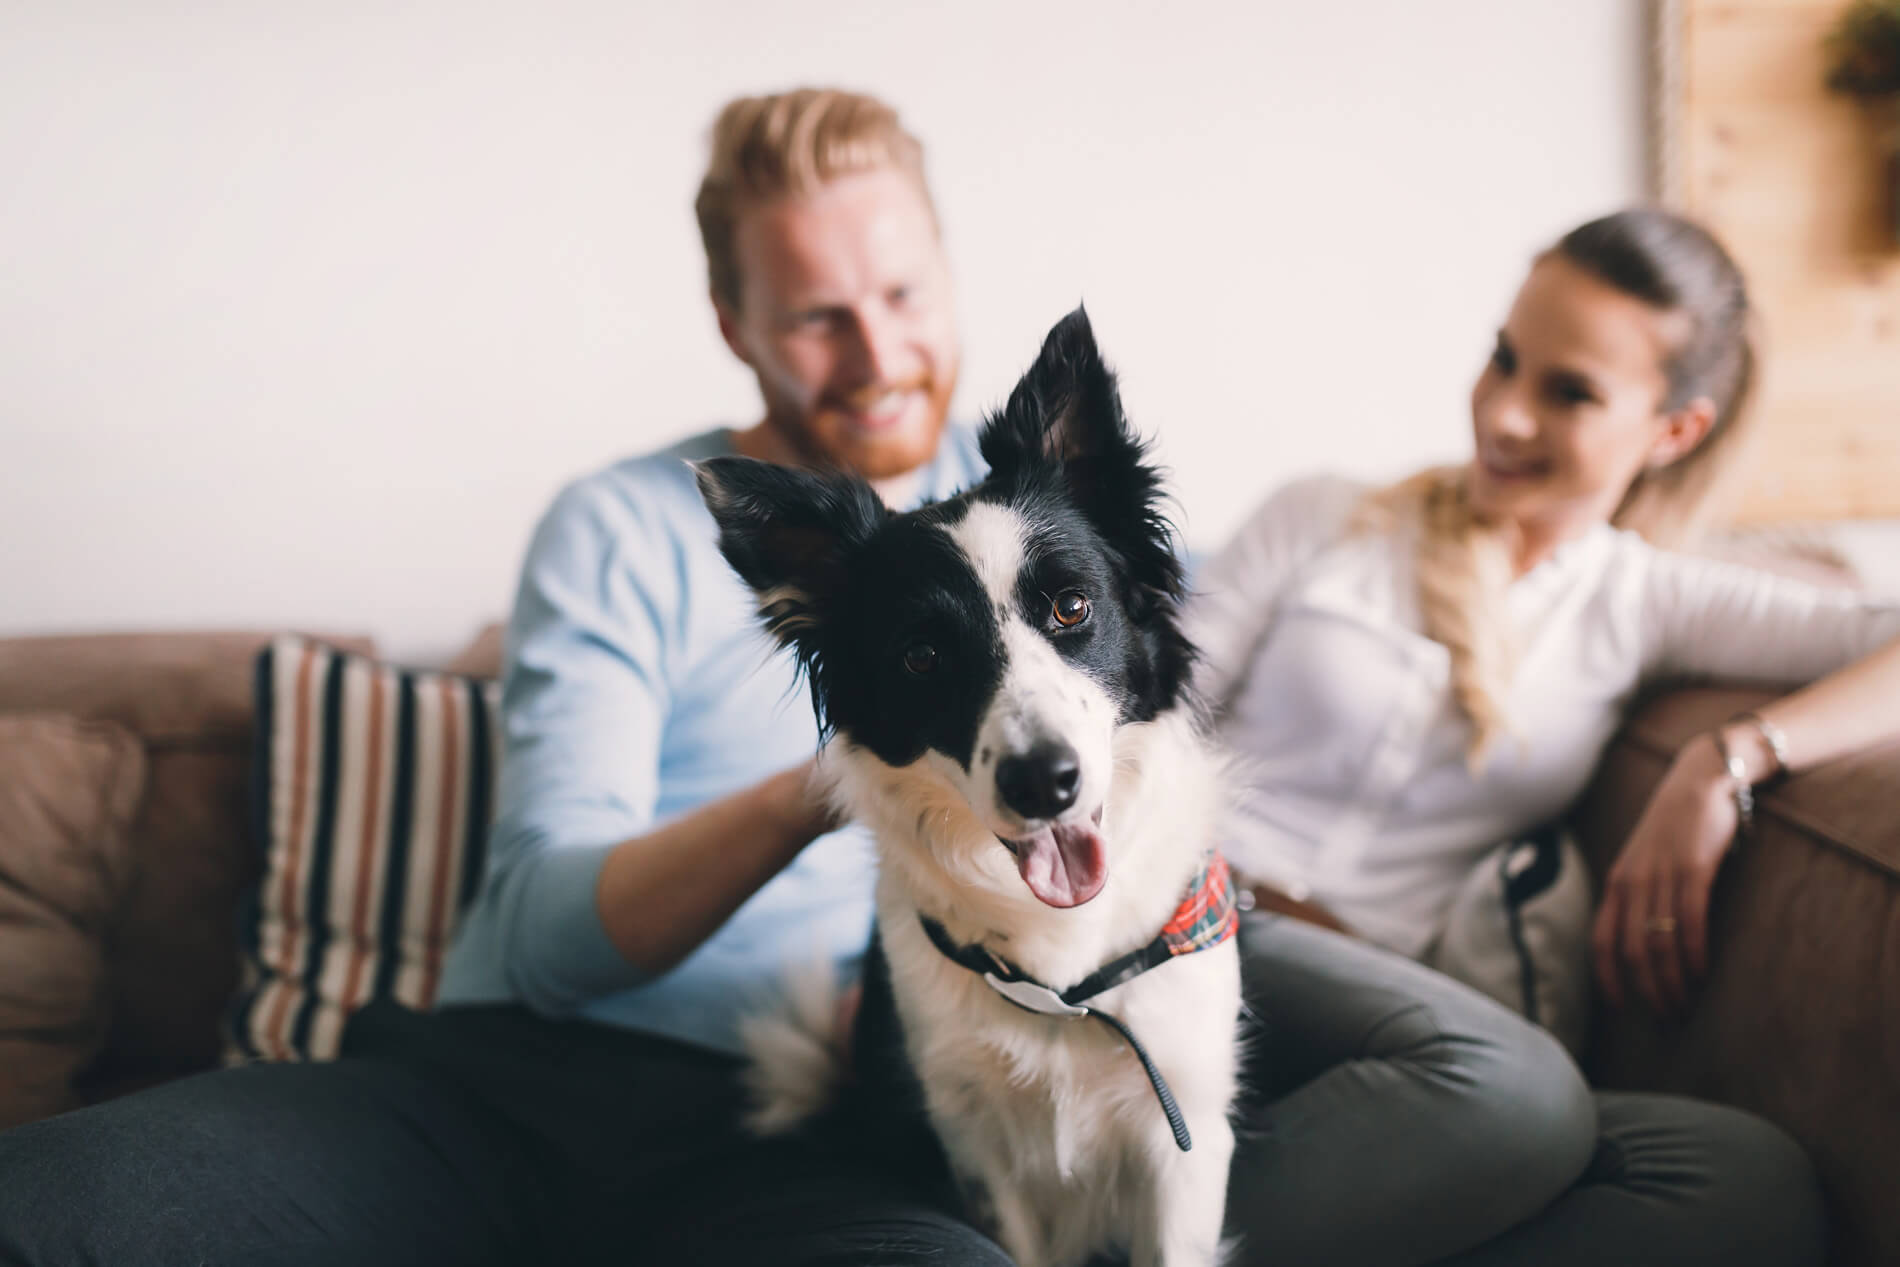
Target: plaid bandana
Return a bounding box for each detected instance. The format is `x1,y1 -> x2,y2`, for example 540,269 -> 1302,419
1160,852 -> 1240,957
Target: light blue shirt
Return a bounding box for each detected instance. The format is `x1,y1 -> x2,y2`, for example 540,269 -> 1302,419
436,426 -> 988,1055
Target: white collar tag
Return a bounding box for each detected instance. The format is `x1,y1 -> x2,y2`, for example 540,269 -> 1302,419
983,973 -> 1091,1018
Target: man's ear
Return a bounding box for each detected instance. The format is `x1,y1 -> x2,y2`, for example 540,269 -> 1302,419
693,456 -> 885,650
1649,395 -> 1718,468
714,294 -> 753,368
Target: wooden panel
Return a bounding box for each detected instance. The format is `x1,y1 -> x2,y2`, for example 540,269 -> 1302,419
1679,0 -> 1900,521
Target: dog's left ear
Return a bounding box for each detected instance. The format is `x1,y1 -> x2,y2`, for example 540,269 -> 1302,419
979,306 -> 1139,479
693,456 -> 885,652
979,307 -> 1196,712
979,307 -> 1181,593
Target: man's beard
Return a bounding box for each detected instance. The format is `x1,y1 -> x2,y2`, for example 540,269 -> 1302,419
762,367 -> 958,482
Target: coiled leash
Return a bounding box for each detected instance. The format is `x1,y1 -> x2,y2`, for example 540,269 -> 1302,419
917,853 -> 1238,1153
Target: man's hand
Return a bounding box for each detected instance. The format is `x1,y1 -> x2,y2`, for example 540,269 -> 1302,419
596,758 -> 851,978
1590,732 -> 1741,1018
771,756 -> 848,843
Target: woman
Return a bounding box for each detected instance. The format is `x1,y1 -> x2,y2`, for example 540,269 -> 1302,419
1193,208 -> 1900,1266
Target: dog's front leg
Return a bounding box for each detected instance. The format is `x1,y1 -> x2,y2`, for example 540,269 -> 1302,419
961,1156 -> 1054,1267
990,1183 -> 1053,1267
1131,1117 -> 1235,1267
934,1111 -> 1053,1267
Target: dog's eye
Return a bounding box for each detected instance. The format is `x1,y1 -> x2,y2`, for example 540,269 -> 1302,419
903,642 -> 939,675
1052,591 -> 1091,628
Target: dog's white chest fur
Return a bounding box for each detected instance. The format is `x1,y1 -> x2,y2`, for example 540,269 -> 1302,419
884,904 -> 1239,1267
849,711 -> 1242,1267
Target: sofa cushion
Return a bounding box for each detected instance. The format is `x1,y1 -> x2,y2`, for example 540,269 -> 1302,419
1696,523 -> 1863,591
228,637 -> 499,1063
0,715 -> 144,1128
0,632 -> 376,1098
0,632 -> 352,741
444,622 -> 505,679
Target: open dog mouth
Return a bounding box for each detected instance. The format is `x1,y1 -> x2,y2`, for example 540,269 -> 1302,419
998,806 -> 1107,909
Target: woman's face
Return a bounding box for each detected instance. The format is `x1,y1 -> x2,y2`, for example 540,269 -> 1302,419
1467,254 -> 1708,535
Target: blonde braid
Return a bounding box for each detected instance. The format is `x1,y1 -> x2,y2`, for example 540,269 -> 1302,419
1358,467 -> 1518,770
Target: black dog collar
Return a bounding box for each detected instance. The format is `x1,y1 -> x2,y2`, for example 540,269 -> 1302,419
916,853 -> 1238,1152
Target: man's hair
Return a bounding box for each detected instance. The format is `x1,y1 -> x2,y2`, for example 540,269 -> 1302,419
695,87 -> 936,310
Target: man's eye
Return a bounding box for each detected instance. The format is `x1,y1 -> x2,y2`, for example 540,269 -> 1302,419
903,643 -> 939,675
1490,340 -> 1516,375
1052,592 -> 1091,628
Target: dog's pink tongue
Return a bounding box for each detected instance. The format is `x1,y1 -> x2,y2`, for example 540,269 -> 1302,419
1017,822 -> 1108,908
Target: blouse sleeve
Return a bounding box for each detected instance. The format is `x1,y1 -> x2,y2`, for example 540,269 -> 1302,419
1183,475 -> 1363,718
1637,544 -> 1900,686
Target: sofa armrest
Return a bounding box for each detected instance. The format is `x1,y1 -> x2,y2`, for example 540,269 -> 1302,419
1572,685 -> 1900,1267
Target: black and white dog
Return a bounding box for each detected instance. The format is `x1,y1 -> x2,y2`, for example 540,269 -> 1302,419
696,310 -> 1241,1267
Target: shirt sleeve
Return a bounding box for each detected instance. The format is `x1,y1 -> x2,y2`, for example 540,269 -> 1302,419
1183,475 -> 1363,718
1638,544 -> 1900,686
476,476 -> 685,1015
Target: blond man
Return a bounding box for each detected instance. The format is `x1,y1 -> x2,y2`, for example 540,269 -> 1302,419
0,88 -> 1004,1267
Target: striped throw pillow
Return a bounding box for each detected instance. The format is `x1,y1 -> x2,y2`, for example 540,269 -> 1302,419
227,636 -> 500,1062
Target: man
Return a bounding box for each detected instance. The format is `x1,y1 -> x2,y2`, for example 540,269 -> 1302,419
0,87 -> 1005,1266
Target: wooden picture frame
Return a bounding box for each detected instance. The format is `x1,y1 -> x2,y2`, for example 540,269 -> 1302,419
1648,0 -> 1900,523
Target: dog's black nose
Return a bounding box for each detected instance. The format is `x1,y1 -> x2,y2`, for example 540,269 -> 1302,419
995,744 -> 1081,821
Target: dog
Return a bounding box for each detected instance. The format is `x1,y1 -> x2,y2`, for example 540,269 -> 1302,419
695,308 -> 1242,1267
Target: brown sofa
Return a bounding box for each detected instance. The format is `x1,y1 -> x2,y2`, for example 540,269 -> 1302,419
1,631 -> 1896,1264
1573,686 -> 1900,1267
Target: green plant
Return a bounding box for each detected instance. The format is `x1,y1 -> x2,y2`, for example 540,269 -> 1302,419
1827,0 -> 1900,96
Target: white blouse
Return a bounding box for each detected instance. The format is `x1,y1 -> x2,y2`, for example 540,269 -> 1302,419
1188,476 -> 1900,960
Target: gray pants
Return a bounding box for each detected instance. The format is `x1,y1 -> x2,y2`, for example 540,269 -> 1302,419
0,913 -> 1825,1265
1228,913 -> 1825,1266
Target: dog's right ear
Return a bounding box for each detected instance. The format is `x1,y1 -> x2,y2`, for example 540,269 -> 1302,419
693,456 -> 885,650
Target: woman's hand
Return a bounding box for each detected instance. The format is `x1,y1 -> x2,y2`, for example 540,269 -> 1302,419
1590,732 -> 1741,1017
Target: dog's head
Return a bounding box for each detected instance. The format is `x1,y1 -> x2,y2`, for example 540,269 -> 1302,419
697,308 -> 1192,909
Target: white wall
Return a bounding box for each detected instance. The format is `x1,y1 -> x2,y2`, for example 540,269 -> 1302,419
0,1 -> 1647,662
